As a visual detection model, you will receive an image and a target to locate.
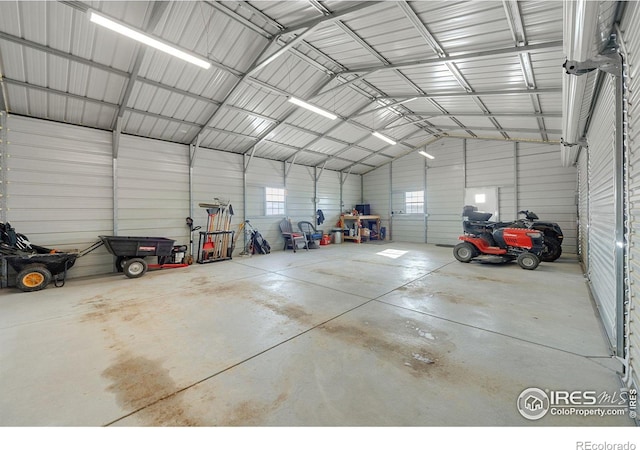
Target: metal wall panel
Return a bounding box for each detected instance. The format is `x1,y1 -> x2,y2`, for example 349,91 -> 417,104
245,157 -> 285,250
586,74 -> 617,348
317,170 -> 341,233
116,135 -> 190,246
621,0 -> 640,390
466,140 -> 515,222
516,142 -> 578,254
5,115 -> 113,278
286,164 -> 315,227
192,148 -> 244,255
363,164 -> 391,239
342,173 -> 362,218
425,139 -> 464,245
391,152 -> 426,243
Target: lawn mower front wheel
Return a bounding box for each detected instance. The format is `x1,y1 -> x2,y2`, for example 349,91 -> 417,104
16,264 -> 52,292
517,252 -> 540,270
453,242 -> 478,263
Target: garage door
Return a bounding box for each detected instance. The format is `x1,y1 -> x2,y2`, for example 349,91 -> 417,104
622,1 -> 640,390
586,73 -> 617,350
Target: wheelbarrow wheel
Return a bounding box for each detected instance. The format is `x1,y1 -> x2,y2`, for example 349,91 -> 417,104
16,264 -> 52,292
123,258 -> 148,279
115,256 -> 128,273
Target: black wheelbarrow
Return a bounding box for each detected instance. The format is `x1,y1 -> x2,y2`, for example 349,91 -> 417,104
2,235 -> 189,292
95,235 -> 188,279
3,252 -> 78,292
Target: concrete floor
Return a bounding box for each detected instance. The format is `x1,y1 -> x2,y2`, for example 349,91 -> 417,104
0,241 -> 633,426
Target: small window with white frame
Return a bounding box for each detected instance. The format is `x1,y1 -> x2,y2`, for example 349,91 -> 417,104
405,190 -> 424,214
265,187 -> 285,216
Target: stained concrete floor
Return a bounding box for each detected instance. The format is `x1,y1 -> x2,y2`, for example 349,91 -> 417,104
0,242 -> 633,426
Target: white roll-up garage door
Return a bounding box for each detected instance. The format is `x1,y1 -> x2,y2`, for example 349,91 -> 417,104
621,1 -> 640,390
586,73 -> 617,349
577,148 -> 588,270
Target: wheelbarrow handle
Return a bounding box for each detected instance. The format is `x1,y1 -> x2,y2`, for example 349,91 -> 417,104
77,240 -> 105,257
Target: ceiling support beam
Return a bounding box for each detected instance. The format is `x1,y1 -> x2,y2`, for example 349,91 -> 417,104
378,87 -> 561,100
340,40 -> 562,75
503,0 -> 547,140
275,2 -> 383,38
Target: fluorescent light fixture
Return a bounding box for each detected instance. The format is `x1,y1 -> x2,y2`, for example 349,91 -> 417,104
419,150 -> 435,159
89,11 -> 211,69
372,131 -> 396,145
288,97 -> 337,120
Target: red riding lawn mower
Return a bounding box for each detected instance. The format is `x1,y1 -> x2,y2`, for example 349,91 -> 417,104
453,206 -> 545,270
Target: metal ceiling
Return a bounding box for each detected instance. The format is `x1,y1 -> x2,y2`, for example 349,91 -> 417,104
0,0 -> 567,174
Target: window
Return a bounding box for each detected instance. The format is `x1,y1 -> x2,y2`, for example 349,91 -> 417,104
265,187 -> 285,216
405,191 -> 424,214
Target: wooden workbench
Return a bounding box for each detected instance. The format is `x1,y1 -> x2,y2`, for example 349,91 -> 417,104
339,215 -> 381,243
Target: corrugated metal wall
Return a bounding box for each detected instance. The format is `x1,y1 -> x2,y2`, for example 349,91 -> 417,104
516,142 -> 577,253
341,172 -> 362,226
585,74 -> 617,349
362,164 -> 390,238
286,164 -> 315,229
5,115 -> 113,277
466,140 -> 515,222
192,148 -> 245,253
317,170 -> 341,233
621,0 -> 640,390
363,138 -> 577,251
2,115 -> 360,282
391,152 -> 426,243
116,135 -> 190,244
425,139 -> 465,245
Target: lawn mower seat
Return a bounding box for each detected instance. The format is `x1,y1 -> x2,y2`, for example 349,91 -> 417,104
462,205 -> 493,222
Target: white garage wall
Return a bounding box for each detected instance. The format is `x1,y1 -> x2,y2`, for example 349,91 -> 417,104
363,138 -> 577,251
516,142 -> 577,254
362,163 -> 390,239
287,164 -> 315,234
2,115 -> 358,283
317,170 -> 341,234
391,151 -> 426,243
5,115 -> 113,278
192,148 -> 244,255
245,158 -> 286,250
425,139 -> 465,245
466,140 -> 515,222
341,173 -> 361,218
116,135 -> 190,245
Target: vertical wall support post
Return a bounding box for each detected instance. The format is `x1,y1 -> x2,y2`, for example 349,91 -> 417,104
112,117 -> 121,237
0,111 -> 7,224
614,53 -> 626,357
389,161 -> 393,240
424,149 -> 428,243
514,142 -> 519,219
0,111 -> 7,288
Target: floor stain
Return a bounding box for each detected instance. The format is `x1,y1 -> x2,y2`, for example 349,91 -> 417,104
218,391 -> 288,426
318,319 -> 455,379
395,285 -> 485,307
103,353 -> 203,426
